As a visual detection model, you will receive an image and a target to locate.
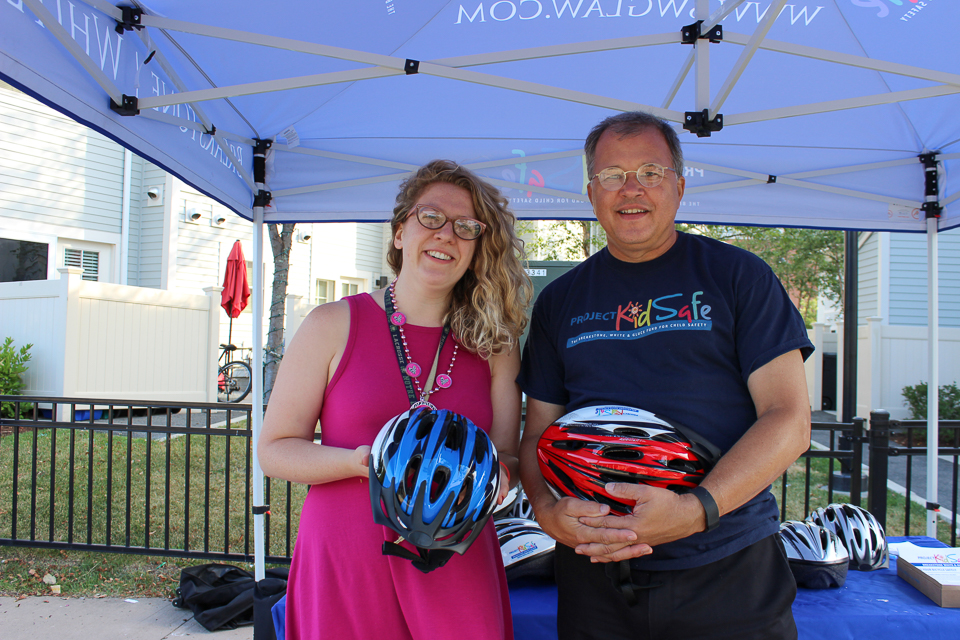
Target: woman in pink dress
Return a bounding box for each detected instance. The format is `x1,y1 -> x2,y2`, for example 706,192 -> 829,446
258,160 -> 532,640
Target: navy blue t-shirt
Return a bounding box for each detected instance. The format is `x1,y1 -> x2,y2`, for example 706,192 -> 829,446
517,232 -> 814,570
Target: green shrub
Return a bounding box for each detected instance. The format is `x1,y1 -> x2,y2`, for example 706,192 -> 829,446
903,381 -> 960,420
902,381 -> 960,445
0,337 -> 33,419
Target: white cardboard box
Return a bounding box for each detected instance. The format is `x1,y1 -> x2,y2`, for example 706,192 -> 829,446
895,542 -> 960,608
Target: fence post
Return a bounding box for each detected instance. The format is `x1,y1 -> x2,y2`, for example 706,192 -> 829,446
56,267 -> 84,422
868,409 -> 891,529
850,416 -> 865,506
204,286 -> 224,403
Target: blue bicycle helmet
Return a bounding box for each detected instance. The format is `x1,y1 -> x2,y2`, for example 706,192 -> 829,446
369,407 -> 500,572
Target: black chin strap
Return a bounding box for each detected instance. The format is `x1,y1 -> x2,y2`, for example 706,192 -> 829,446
382,541 -> 455,574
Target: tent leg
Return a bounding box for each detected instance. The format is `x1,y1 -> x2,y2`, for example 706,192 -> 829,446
926,216 -> 939,539
831,231 -> 861,493
252,206 -> 266,581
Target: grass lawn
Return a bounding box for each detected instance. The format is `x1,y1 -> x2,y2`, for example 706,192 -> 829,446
0,423 -> 305,598
0,547 -> 205,598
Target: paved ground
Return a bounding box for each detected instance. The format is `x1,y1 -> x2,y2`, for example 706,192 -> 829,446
0,596 -> 253,639
72,404 -> 253,440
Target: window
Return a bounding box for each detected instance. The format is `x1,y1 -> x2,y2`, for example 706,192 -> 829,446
315,279 -> 334,305
63,248 -> 99,281
341,282 -> 359,298
0,238 -> 48,282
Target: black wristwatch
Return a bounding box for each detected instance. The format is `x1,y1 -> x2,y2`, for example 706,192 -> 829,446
688,485 -> 720,532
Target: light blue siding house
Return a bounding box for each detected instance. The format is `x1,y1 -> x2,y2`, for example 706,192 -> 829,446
831,231 -> 960,419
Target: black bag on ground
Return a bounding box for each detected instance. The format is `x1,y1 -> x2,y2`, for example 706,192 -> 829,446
173,563 -> 288,633
253,568 -> 289,640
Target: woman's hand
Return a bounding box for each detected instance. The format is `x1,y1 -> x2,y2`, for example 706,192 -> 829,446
497,464 -> 510,504
354,445 -> 371,478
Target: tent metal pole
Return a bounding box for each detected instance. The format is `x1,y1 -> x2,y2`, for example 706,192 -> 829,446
831,231 -> 859,493
842,231 -> 857,424
252,204 -> 266,581
926,215 -> 940,538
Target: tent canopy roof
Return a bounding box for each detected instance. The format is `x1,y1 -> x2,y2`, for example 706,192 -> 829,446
2,0 -> 957,231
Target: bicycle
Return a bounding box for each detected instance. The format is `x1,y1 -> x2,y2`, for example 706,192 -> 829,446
218,343 -> 252,403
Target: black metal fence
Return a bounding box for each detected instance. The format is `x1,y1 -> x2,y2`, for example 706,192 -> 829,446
864,410 -> 960,546
0,395 -> 304,564
1,396 -> 957,561
778,416 -> 866,519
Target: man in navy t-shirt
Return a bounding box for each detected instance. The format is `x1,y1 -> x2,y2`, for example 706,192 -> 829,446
517,112 -> 813,639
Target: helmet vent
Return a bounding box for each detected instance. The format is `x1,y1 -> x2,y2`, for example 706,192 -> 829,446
430,467 -> 451,503
550,440 -> 587,451
666,459 -> 698,473
400,455 -> 422,501
445,419 -> 465,449
651,433 -> 683,444
474,432 -> 489,461
416,411 -> 437,439
603,447 -> 644,461
613,427 -> 651,438
392,417 -> 408,443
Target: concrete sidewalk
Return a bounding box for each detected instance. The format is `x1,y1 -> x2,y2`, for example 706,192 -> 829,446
0,596 -> 254,639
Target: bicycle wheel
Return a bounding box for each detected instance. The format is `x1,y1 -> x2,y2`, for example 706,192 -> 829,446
218,360 -> 252,402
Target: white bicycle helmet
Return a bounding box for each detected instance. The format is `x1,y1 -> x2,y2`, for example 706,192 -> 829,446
806,503 -> 889,571
509,484 -> 536,521
779,521 -> 849,589
496,517 -> 555,581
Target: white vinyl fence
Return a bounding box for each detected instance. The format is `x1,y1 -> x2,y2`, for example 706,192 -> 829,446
0,267 -> 220,412
806,320 -> 960,420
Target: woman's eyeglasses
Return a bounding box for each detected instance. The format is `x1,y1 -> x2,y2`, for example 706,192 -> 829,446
407,204 -> 487,241
591,163 -> 678,191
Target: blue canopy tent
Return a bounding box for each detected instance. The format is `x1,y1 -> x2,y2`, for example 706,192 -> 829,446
2,0 -> 957,575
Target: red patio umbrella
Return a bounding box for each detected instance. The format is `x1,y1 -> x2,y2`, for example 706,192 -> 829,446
221,240 -> 250,345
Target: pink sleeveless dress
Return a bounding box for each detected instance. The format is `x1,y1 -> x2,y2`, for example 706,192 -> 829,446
284,293 -> 514,640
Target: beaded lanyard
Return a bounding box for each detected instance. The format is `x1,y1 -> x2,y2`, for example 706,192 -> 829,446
384,285 -> 457,410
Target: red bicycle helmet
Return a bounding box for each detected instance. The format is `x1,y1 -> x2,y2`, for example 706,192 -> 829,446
537,405 -> 722,515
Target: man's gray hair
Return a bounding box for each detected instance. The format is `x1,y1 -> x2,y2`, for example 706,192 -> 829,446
584,112 -> 684,178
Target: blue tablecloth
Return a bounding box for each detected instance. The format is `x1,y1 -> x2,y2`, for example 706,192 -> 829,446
272,536 -> 959,640
510,536 -> 960,640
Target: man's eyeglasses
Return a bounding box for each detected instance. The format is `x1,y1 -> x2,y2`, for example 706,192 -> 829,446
591,163 -> 678,191
407,204 -> 487,241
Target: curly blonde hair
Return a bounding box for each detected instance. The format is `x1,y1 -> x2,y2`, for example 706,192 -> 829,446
387,160 -> 533,358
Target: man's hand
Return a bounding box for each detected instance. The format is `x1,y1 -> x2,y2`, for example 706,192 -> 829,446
575,483 -> 705,562
536,495 -> 653,560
